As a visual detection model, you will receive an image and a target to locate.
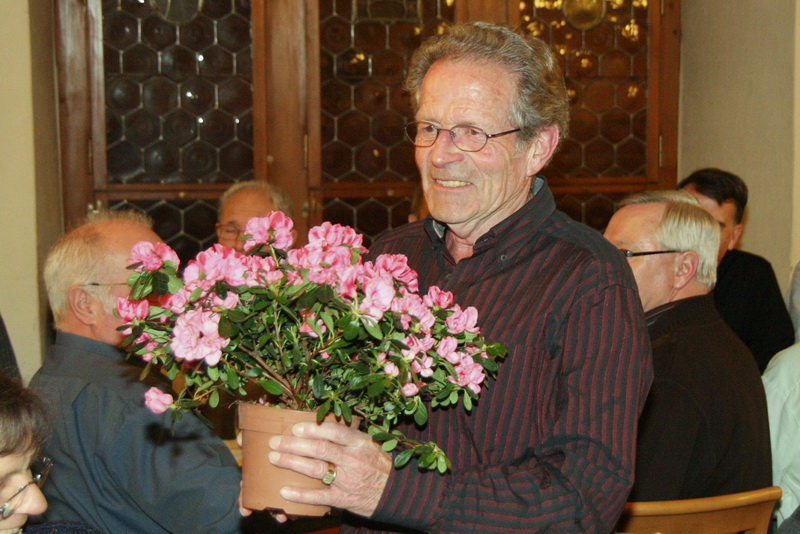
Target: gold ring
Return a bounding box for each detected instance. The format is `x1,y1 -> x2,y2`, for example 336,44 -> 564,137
321,462 -> 337,486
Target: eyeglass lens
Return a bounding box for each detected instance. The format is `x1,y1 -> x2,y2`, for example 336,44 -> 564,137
405,122 -> 492,152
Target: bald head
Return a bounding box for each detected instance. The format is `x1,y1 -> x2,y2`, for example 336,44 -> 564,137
45,212 -> 160,345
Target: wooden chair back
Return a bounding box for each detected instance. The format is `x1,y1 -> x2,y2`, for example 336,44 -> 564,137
616,486 -> 782,534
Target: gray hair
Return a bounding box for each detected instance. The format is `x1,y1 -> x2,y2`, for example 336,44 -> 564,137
45,210 -> 153,328
219,181 -> 293,219
0,372 -> 48,457
618,190 -> 719,288
405,22 -> 569,151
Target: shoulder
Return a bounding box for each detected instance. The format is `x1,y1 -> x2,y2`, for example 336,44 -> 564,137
725,249 -> 775,272
369,220 -> 429,257
763,343 -> 800,390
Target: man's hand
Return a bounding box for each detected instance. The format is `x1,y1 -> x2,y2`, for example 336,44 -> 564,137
266,421 -> 392,518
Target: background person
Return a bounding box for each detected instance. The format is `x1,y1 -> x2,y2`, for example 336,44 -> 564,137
254,22 -> 652,533
678,167 -> 794,372
604,190 -> 771,501
217,181 -> 293,252
29,210 -> 247,533
0,372 -> 49,534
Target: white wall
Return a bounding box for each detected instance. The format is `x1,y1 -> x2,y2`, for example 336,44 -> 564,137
0,0 -> 61,382
679,0 -> 797,292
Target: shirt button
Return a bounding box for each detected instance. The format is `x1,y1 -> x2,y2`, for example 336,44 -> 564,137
500,254 -> 508,261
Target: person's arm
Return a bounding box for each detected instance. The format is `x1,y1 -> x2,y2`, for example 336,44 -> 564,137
627,378 -> 704,501
788,262 -> 800,343
98,394 -> 244,533
763,354 -> 800,525
747,262 -> 794,373
268,282 -> 652,532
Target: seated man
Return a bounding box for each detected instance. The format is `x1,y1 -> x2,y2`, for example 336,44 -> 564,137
763,342 -> 800,526
679,168 -> 793,372
29,210 -> 246,533
216,181 -> 293,252
604,190 -> 772,500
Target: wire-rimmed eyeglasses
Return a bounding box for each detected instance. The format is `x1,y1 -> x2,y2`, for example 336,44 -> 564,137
0,457 -> 53,519
404,121 -> 520,152
619,249 -> 680,258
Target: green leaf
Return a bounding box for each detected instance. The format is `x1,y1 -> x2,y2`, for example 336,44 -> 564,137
414,401 -> 428,426
217,316 -> 238,338
227,309 -> 248,323
316,401 -> 331,423
437,453 -> 449,474
463,393 -> 473,411
394,448 -> 415,468
167,276 -> 183,295
381,439 -> 398,452
257,379 -> 283,396
363,319 -> 383,340
207,366 -> 220,381
343,321 -> 360,340
367,380 -> 386,397
209,390 -> 219,408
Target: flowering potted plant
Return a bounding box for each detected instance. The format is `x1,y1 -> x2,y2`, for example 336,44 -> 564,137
118,212 -> 505,512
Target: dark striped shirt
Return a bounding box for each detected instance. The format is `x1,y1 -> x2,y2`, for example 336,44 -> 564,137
348,179 -> 653,533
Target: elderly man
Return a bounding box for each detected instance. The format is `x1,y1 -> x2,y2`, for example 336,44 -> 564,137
217,180 -> 293,252
255,22 -> 653,532
29,211 -> 246,533
604,190 -> 771,500
679,168 -> 793,372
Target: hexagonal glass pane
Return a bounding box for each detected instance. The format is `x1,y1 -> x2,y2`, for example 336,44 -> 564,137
218,77 -> 252,116
144,140 -> 181,177
106,76 -> 140,113
198,46 -> 234,81
219,141 -> 253,179
338,111 -> 370,146
142,77 -> 178,114
162,45 -> 198,82
181,77 -> 215,115
164,109 -> 198,146
181,15 -> 215,51
321,17 -> 351,54
218,14 -> 251,52
142,15 -> 176,50
182,140 -> 219,176
203,0 -> 233,19
107,140 -> 142,182
200,110 -> 235,146
126,109 -> 160,147
104,11 -> 138,51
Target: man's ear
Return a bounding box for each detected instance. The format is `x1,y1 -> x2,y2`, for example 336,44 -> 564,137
673,251 -> 699,291
728,223 -> 744,250
68,286 -> 99,326
525,124 -> 560,177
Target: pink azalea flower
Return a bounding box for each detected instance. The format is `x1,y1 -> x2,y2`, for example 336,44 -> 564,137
383,361 -> 399,377
308,221 -> 365,250
144,387 -> 173,414
411,355 -> 434,378
170,308 -> 230,366
116,298 -> 150,336
401,382 -> 420,397
445,305 -> 480,334
436,336 -> 459,363
423,286 -> 454,309
242,212 -> 295,251
359,272 -> 395,323
374,254 -> 419,293
128,241 -> 180,272
299,312 -> 327,338
448,355 -> 487,394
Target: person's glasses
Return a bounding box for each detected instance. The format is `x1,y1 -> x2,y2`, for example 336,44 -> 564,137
80,282 -> 128,287
0,457 -> 53,519
217,224 -> 242,240
404,121 -> 520,152
619,249 -> 680,258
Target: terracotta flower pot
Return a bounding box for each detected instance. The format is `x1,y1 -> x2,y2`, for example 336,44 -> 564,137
238,403 -> 360,517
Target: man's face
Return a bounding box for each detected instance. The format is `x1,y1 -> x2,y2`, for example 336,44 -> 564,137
414,59 -> 536,240
681,184 -> 741,263
93,222 -> 161,346
604,203 -> 676,313
217,191 -> 276,252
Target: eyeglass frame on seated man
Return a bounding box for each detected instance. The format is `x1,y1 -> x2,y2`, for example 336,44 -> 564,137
0,456 -> 53,520
404,120 -> 521,152
619,249 -> 680,258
